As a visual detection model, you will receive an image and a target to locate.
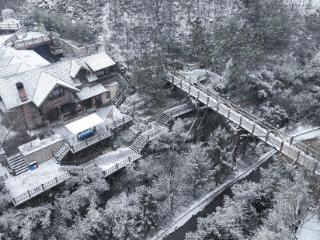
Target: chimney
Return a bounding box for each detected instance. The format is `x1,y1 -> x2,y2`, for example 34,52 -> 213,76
16,82 -> 28,102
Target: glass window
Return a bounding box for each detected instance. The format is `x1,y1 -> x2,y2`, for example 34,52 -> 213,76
48,87 -> 65,100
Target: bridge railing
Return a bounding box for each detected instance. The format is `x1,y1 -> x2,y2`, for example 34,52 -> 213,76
169,70 -> 320,171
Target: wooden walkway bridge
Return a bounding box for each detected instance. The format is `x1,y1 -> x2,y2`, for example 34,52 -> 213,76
167,71 -> 320,174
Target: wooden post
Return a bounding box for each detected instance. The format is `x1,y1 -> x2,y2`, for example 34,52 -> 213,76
290,136 -> 294,145
216,101 -> 220,111
227,109 -> 231,119
252,123 -> 256,134
265,131 -> 270,142
55,177 -> 58,183
238,116 -> 242,127
28,190 -> 31,197
180,78 -> 183,88
171,75 -> 174,83
41,184 -> 45,190
128,156 -> 131,162
197,90 -> 200,100
279,141 -> 284,152
313,161 -> 318,176
207,96 -> 210,107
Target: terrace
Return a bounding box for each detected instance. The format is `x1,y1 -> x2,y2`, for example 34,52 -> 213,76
4,159 -> 69,206
52,105 -> 132,153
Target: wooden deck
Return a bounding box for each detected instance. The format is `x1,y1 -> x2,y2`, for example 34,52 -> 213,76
11,173 -> 70,206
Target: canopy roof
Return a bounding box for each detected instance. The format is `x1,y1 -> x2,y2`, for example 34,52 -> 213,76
65,113 -> 104,135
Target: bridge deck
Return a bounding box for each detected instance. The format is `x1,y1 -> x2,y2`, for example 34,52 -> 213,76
168,71 -> 320,174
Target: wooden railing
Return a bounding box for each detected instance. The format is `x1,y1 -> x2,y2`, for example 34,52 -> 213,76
168,71 -> 320,174
107,115 -> 133,130
0,173 -> 8,184
11,173 -> 70,206
70,130 -> 112,153
164,103 -> 195,119
102,153 -> 142,176
14,35 -> 52,49
0,23 -> 21,30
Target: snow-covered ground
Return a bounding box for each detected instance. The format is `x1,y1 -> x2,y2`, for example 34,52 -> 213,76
5,159 -> 66,198
297,212 -> 320,240
95,147 -> 136,171
16,31 -> 47,41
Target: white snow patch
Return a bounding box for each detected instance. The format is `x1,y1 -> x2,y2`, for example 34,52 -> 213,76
297,212 -> 320,240
95,147 -> 136,171
5,159 -> 67,198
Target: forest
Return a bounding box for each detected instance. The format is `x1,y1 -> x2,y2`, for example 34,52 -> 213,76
0,0 -> 320,239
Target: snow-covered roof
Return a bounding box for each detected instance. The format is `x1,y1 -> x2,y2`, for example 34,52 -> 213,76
33,72 -> 79,107
76,83 -> 107,101
0,45 -> 50,78
69,60 -> 83,78
0,51 -> 116,110
84,52 -> 116,72
65,113 -> 104,135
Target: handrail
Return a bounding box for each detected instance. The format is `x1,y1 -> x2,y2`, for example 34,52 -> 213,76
168,70 -> 320,173
14,35 -> 52,49
12,173 -> 70,206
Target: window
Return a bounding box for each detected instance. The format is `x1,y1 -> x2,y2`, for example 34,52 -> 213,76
48,87 -> 65,100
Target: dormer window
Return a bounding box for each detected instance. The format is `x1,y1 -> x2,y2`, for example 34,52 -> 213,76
48,86 -> 64,100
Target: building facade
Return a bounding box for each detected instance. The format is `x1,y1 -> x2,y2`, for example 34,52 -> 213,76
0,51 -> 119,129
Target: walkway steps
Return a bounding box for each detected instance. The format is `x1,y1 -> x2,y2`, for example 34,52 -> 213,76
156,113 -> 171,127
130,135 -> 148,153
53,142 -> 70,163
7,153 -> 28,176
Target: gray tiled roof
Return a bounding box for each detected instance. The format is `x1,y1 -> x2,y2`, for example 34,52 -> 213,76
0,50 -> 116,110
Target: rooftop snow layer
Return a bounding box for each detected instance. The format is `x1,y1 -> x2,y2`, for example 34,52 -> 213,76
76,83 -> 107,101
65,113 -> 104,135
84,51 -> 116,72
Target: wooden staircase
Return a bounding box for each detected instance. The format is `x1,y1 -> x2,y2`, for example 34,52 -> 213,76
7,153 -> 29,176
130,135 -> 148,153
53,142 -> 70,163
156,113 -> 172,127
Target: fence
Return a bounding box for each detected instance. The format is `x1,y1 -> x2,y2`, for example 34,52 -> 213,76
102,153 -> 142,177
70,129 -> 112,153
108,115 -> 133,130
164,103 -> 195,119
0,23 -> 21,31
11,173 -> 70,206
0,173 -> 8,184
14,35 -> 52,49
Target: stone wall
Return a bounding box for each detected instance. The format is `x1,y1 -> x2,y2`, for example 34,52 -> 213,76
52,33 -> 99,57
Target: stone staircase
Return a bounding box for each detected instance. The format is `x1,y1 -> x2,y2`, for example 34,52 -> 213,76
156,113 -> 172,127
113,71 -> 130,107
7,153 -> 29,176
53,142 -> 70,163
130,135 -> 148,153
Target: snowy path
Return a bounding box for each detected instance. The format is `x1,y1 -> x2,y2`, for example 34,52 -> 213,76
151,126 -> 320,240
